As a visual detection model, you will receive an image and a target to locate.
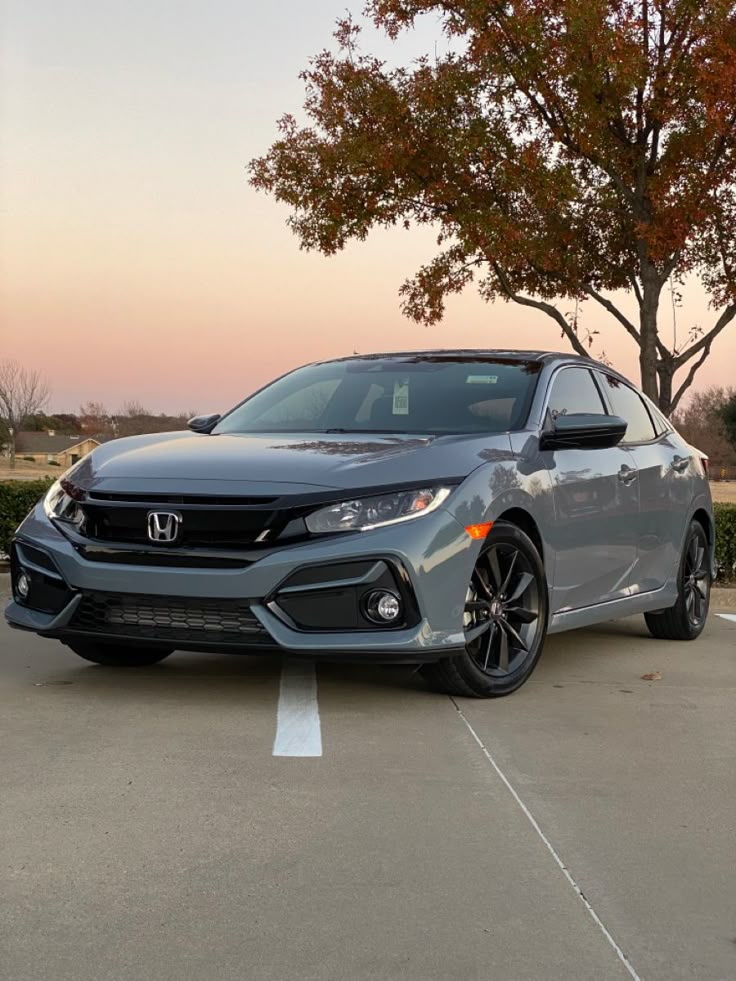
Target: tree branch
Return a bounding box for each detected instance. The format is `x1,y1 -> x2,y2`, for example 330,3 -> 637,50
670,346 -> 711,412
673,304 -> 736,369
491,263 -> 589,357
669,304 -> 736,411
579,285 -> 640,342
579,282 -> 672,361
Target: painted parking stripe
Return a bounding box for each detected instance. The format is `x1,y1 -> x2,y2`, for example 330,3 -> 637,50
717,613 -> 736,624
273,658 -> 322,758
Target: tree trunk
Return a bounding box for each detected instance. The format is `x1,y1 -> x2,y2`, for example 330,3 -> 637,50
9,429 -> 16,469
639,273 -> 662,407
657,361 -> 674,417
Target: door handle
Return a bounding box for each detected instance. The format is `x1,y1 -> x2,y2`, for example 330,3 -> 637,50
671,455 -> 690,473
617,465 -> 638,484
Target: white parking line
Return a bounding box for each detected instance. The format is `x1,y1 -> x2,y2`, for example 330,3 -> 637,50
717,613 -> 736,623
451,698 -> 642,981
273,658 -> 322,757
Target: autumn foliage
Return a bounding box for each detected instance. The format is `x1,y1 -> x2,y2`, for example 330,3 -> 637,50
251,1 -> 736,413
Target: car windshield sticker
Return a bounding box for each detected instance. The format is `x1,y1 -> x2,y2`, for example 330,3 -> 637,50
466,375 -> 498,384
392,379 -> 409,415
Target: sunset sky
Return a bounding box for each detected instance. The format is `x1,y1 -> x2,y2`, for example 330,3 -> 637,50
2,0 -> 734,415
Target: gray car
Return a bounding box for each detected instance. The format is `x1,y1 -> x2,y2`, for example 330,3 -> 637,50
5,350 -> 714,697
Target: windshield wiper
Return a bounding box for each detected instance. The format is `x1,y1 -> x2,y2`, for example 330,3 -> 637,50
323,428 -> 420,435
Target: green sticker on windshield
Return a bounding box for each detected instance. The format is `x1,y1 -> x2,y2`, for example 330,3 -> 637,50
392,380 -> 409,415
466,375 -> 498,384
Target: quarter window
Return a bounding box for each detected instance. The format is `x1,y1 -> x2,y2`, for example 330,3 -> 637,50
547,368 -> 606,419
600,375 -> 657,443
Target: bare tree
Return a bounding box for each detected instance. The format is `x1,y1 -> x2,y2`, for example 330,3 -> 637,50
0,361 -> 51,468
672,386 -> 736,471
79,401 -> 112,436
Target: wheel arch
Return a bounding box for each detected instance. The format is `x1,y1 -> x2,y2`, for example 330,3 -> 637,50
691,507 -> 716,576
495,507 -> 545,567
691,507 -> 713,542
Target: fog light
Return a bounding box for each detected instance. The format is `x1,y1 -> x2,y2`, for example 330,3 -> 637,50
365,589 -> 402,624
16,571 -> 30,600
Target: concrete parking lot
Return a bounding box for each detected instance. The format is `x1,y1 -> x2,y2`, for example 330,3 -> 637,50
1,573 -> 735,981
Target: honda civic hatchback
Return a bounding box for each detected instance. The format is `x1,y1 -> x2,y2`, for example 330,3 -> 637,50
6,351 -> 714,697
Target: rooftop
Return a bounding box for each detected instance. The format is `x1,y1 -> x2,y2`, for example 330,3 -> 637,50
324,349 -> 592,364
15,432 -> 101,454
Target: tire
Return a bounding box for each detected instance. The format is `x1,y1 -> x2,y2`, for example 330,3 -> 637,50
66,641 -> 174,667
644,519 -> 711,641
421,521 -> 548,698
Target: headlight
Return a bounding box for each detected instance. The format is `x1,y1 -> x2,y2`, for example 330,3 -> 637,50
43,479 -> 85,528
305,486 -> 452,534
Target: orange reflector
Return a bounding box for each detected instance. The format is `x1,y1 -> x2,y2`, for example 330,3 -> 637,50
465,522 -> 493,540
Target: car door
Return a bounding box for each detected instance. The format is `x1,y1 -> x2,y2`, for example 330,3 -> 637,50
543,366 -> 640,613
595,372 -> 691,594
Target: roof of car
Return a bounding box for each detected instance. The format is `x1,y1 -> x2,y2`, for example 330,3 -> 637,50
322,349 -> 599,365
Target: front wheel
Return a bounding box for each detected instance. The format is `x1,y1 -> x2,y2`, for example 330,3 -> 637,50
66,641 -> 174,666
421,522 -> 548,698
644,520 -> 711,641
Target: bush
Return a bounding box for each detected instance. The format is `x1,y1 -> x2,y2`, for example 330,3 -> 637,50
0,479 -> 54,556
714,503 -> 736,582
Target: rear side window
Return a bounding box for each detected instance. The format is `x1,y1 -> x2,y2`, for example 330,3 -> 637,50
646,400 -> 672,436
599,375 -> 657,443
547,368 -> 606,419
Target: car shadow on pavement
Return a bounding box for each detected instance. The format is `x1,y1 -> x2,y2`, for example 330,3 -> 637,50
25,651 -> 286,709
17,611 -> 725,707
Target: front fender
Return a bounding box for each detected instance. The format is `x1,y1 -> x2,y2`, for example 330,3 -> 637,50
443,447 -> 555,564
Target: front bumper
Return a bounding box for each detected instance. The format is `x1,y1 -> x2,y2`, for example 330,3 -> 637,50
5,502 -> 478,662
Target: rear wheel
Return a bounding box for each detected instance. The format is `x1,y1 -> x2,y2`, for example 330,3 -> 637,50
421,522 -> 548,698
66,641 -> 174,666
644,520 -> 711,641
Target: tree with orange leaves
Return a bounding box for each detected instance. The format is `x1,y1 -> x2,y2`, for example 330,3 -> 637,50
251,1 -> 736,414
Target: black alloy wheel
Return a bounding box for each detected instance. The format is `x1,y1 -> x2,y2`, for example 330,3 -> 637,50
422,522 -> 548,697
645,520 -> 711,641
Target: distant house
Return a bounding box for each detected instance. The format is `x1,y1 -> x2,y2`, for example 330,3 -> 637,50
15,431 -> 101,467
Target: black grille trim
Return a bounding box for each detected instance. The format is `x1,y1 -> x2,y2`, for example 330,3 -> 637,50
87,492 -> 278,506
69,592 -> 270,646
77,545 -> 253,569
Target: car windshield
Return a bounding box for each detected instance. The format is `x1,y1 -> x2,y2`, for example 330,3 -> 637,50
213,357 -> 541,435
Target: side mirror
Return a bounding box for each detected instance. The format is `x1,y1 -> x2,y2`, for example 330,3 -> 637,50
187,413 -> 221,434
540,413 -> 627,450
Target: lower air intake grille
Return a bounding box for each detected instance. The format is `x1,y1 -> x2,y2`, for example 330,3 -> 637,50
70,592 -> 268,646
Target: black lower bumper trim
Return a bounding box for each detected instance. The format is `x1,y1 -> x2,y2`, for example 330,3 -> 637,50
67,591 -> 272,648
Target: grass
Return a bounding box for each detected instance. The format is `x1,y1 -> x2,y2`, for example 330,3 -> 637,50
0,459 -> 61,480
711,482 -> 736,504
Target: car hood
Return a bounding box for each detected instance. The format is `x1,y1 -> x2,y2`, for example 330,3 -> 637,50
68,431 -> 515,497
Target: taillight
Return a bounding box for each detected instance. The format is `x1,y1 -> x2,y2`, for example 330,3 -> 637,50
701,456 -> 709,478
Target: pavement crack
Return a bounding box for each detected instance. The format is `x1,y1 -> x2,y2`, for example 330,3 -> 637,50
448,695 -> 643,981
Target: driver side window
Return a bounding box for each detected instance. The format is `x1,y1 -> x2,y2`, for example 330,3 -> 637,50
547,368 -> 606,420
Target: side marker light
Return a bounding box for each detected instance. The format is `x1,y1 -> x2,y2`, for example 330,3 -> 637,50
465,522 -> 493,540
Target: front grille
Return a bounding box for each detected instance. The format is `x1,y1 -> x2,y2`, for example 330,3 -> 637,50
81,500 -> 277,548
70,592 -> 270,646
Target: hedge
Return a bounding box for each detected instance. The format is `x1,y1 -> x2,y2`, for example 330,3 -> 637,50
714,503 -> 736,582
0,479 -> 54,558
0,479 -> 735,581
